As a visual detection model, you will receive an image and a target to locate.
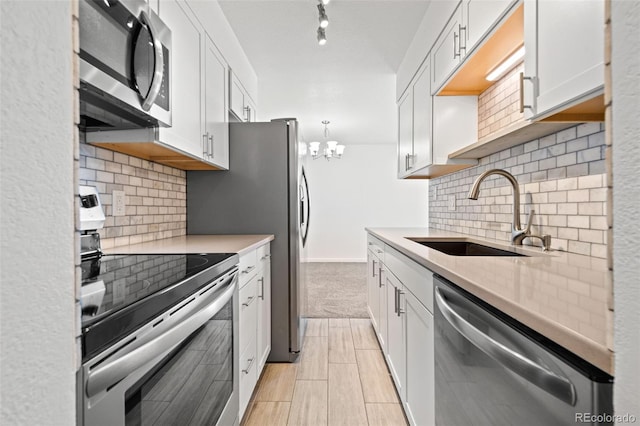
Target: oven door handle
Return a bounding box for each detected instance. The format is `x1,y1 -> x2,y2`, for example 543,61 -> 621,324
139,10 -> 164,111
434,286 -> 577,406
86,274 -> 237,399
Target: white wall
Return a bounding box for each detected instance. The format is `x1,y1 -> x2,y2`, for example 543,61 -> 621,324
257,56 -> 428,262
304,144 -> 428,262
0,1 -> 77,425
612,1 -> 640,421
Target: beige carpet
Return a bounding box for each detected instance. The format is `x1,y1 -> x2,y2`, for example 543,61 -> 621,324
302,263 -> 368,318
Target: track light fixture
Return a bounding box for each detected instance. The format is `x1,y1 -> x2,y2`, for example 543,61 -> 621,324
316,1 -> 331,45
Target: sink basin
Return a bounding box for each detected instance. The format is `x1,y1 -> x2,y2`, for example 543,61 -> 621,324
409,240 -> 527,257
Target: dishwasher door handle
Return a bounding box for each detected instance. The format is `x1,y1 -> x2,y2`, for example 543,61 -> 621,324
434,286 -> 577,406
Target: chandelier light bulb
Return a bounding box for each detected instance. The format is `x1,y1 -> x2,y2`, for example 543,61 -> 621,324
321,0 -> 330,5
309,142 -> 320,157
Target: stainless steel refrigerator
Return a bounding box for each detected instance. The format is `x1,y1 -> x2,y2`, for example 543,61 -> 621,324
187,119 -> 309,362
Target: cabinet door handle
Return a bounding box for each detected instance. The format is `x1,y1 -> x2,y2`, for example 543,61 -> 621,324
242,357 -> 255,374
453,32 -> 460,58
203,134 -> 208,157
208,134 -> 214,158
519,72 -> 534,113
458,24 -> 467,53
378,267 -> 384,288
242,265 -> 256,274
372,259 -> 377,277
258,277 -> 264,300
260,254 -> 271,260
243,105 -> 251,121
397,291 -> 405,316
394,287 -> 399,314
242,296 -> 255,307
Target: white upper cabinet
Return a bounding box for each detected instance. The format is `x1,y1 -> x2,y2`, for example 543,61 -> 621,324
203,36 -> 230,169
397,55 -> 477,179
397,90 -> 414,176
157,0 -> 204,159
412,62 -> 433,172
398,58 -> 434,178
523,0 -> 604,120
229,71 -> 257,122
463,0 -> 515,52
157,0 -> 230,169
431,4 -> 464,94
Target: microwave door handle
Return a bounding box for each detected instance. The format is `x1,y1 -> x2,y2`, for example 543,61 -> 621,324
139,11 -> 164,111
85,274 -> 237,399
434,286 -> 577,406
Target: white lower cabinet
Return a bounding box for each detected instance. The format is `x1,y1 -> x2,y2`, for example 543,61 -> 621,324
367,233 -> 435,426
256,244 -> 271,373
238,242 -> 271,420
404,289 -> 435,426
238,331 -> 257,417
385,271 -> 406,401
367,250 -> 381,332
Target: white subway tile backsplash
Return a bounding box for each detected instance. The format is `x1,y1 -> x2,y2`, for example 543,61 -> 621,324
79,136 -> 186,248
429,125 -> 606,257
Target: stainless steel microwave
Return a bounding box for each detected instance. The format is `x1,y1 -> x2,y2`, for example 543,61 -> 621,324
79,0 -> 171,131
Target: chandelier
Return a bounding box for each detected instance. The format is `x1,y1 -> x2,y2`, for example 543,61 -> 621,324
309,120 -> 345,160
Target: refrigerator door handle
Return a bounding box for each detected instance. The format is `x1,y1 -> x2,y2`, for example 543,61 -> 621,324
300,167 -> 310,247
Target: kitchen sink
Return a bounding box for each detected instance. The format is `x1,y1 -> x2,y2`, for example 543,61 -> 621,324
408,240 -> 527,257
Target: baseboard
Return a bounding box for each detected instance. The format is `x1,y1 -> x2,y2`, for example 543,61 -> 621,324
305,258 -> 367,263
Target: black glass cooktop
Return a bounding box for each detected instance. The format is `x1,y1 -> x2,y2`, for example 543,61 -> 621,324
80,253 -> 238,360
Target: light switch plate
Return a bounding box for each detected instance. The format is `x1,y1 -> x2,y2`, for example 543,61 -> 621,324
448,195 -> 456,211
113,190 -> 125,216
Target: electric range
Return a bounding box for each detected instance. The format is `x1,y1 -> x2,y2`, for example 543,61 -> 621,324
80,252 -> 238,361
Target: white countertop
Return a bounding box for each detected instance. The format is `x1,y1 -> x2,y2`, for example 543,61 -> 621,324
105,234 -> 274,256
367,227 -> 614,375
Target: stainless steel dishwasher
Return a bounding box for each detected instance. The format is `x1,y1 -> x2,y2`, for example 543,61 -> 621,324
433,275 -> 613,426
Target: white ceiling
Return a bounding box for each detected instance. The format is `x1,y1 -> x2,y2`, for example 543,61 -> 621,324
219,0 -> 431,144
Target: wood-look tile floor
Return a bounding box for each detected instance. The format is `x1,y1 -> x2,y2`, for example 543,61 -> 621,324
242,318 -> 408,426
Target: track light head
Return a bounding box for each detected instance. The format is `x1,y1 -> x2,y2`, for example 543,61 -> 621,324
317,27 -> 327,45
317,4 -> 329,28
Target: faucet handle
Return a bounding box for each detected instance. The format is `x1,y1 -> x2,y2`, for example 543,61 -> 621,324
524,209 -> 535,233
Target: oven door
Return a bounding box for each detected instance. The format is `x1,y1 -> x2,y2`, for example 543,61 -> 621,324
79,0 -> 171,128
81,269 -> 238,426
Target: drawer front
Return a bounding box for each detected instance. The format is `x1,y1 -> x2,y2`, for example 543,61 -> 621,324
385,246 -> 434,313
239,275 -> 258,353
367,234 -> 386,262
239,249 -> 258,287
257,242 -> 271,270
239,336 -> 257,419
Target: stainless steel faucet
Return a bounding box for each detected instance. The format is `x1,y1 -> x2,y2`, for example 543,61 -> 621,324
467,169 -> 551,250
